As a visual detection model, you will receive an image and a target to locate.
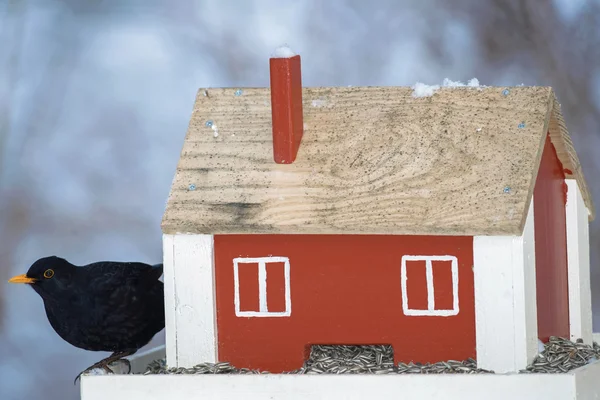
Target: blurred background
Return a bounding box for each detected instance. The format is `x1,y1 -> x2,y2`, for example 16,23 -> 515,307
1,0 -> 599,399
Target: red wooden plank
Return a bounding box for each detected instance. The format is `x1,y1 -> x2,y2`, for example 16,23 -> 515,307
534,133 -> 570,341
215,234 -> 475,372
269,55 -> 303,164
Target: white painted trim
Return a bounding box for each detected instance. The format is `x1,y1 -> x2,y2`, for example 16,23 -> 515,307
425,259 -> 435,310
233,256 -> 291,317
163,234 -> 217,368
400,255 -> 459,316
162,234 -> 177,367
80,360 -> 600,400
258,260 -> 268,312
566,179 -> 593,344
473,198 -> 538,373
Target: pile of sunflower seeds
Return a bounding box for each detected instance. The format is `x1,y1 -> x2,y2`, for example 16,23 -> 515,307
520,336 -> 600,373
143,337 -> 600,376
144,344 -> 490,375
291,345 -> 491,374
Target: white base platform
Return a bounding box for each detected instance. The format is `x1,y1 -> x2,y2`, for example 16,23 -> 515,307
81,357 -> 600,400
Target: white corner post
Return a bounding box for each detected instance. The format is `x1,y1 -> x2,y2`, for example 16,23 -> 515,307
163,233 -> 217,367
565,179 -> 593,344
473,199 -> 538,373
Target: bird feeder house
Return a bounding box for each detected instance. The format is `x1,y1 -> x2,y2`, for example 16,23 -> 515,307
81,50 -> 600,399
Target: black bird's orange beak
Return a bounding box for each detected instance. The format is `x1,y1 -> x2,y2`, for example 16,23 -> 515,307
8,274 -> 37,284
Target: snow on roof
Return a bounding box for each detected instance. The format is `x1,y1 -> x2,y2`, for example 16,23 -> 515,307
442,78 -> 481,88
411,82 -> 440,98
272,45 -> 296,58
412,77 -> 481,98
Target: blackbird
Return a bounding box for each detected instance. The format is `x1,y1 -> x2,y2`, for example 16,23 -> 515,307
8,256 -> 165,383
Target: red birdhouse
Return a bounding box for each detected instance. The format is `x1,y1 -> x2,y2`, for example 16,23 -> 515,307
159,51 -> 595,376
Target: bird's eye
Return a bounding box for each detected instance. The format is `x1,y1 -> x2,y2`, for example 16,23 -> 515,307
43,269 -> 54,279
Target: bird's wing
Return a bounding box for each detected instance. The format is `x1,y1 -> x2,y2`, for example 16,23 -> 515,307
73,261 -> 164,351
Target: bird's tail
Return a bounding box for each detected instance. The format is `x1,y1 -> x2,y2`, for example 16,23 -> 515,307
150,263 -> 163,280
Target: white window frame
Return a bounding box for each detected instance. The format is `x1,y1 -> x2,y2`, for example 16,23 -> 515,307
400,255 -> 459,316
233,256 -> 291,317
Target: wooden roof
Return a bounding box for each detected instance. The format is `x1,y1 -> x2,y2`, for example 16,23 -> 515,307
161,86 -> 594,236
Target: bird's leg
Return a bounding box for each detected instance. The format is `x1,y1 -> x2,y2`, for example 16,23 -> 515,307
73,349 -> 137,385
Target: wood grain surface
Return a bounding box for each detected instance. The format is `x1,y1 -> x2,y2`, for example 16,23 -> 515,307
162,86 -> 593,235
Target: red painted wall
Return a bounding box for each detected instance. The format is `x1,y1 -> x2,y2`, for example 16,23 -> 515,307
533,133 -> 570,341
214,234 -> 475,372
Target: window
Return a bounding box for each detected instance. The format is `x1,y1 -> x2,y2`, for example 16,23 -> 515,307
400,255 -> 459,316
233,256 -> 291,317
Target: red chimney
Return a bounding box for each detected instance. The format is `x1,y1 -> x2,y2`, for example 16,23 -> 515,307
269,48 -> 303,164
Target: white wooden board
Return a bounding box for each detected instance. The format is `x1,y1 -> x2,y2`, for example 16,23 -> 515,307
566,179 -> 593,344
473,198 -> 538,373
163,233 -> 217,368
